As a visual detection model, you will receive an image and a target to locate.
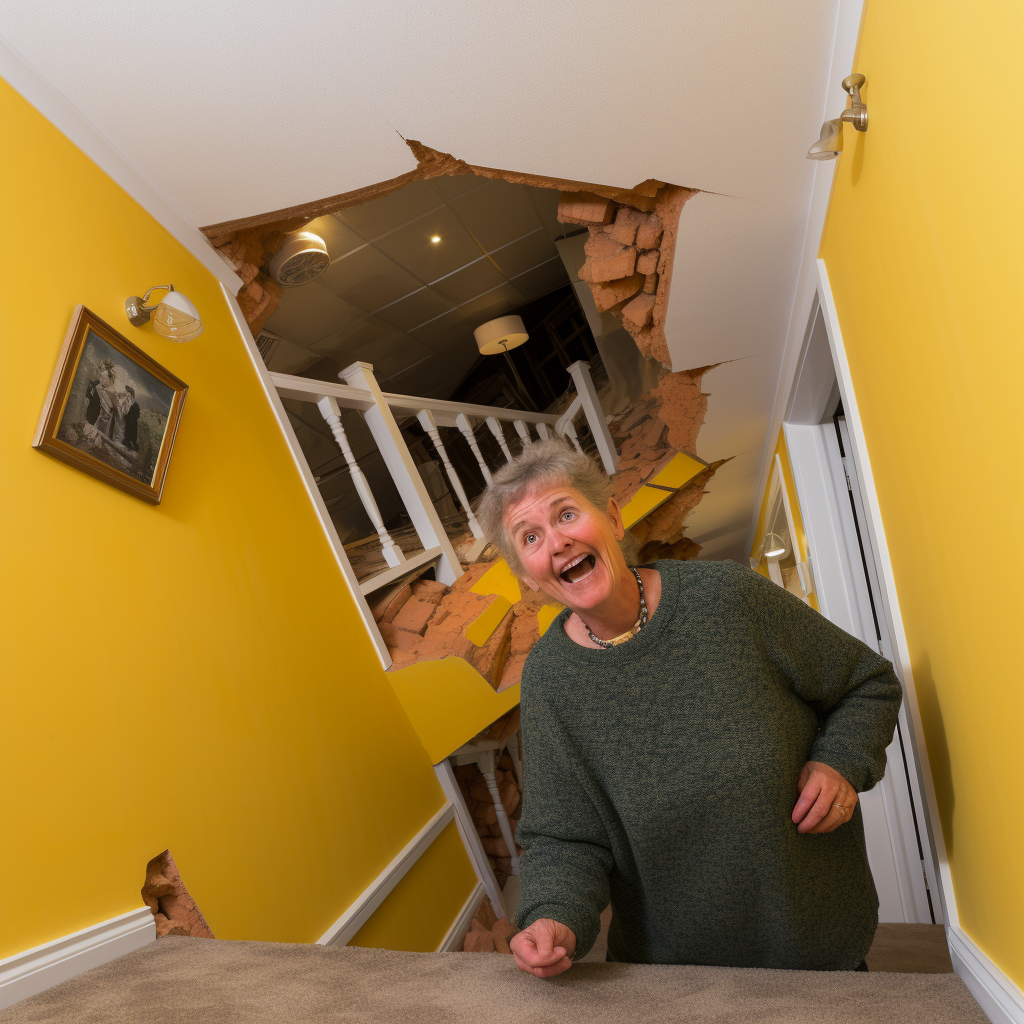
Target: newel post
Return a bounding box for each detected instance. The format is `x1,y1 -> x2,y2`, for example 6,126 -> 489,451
567,360 -> 618,476
340,362 -> 462,586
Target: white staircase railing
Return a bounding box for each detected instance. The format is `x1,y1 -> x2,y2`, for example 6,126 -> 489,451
271,359 -> 617,659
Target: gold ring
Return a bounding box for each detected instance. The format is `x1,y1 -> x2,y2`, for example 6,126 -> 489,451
832,803 -> 847,815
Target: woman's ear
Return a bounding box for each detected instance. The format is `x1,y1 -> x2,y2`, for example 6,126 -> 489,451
607,498 -> 625,542
520,574 -> 540,593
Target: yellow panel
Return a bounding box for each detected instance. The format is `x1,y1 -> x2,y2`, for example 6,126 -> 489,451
470,559 -> 522,604
649,451 -> 705,490
620,485 -> 672,529
464,596 -> 512,647
387,658 -> 521,763
0,81 -> 459,958
348,820 -> 477,952
538,604 -> 564,637
817,4 -> 1024,985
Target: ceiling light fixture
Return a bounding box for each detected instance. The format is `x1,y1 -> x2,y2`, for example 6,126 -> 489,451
268,231 -> 330,286
430,235 -> 442,243
474,315 -> 536,409
761,532 -> 787,559
125,285 -> 203,342
807,73 -> 868,160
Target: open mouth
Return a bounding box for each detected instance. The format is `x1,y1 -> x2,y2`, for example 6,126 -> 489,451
559,554 -> 596,584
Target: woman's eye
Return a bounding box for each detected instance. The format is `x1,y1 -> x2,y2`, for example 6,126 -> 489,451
561,510 -> 575,521
524,533 -> 537,545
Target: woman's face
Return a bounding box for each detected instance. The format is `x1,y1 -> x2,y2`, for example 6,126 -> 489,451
503,482 -> 627,612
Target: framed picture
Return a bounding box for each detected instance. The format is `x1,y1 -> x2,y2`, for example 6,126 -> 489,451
33,305 -> 188,504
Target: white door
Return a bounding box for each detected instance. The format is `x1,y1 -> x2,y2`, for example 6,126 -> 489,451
782,303 -> 937,924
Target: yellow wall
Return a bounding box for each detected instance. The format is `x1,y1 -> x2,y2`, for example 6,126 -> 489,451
819,3 -> 1024,985
0,79 -> 475,959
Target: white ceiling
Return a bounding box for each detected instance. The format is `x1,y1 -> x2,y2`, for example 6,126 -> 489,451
0,0 -> 846,562
263,177 -> 574,396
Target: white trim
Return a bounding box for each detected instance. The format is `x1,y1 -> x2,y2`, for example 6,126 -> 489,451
745,0 -> 864,556
0,37 -> 241,294
814,258 -> 951,925
360,547 -> 443,596
948,926 -> 1024,1024
221,284 -> 393,668
317,802 -> 456,947
0,907 -> 155,1010
436,882 -> 486,953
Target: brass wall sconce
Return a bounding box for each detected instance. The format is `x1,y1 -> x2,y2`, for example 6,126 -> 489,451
807,73 -> 868,160
125,285 -> 204,342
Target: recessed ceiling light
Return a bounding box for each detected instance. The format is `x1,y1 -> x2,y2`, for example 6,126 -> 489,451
430,235 -> 441,243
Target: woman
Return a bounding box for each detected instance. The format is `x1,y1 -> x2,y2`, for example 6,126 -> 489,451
477,439 -> 902,977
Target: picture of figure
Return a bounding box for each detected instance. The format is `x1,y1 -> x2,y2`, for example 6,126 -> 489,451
35,307 -> 187,504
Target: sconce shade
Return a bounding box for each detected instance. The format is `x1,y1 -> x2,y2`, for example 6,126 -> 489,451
153,290 -> 203,342
807,118 -> 843,160
474,315 -> 529,356
761,531 -> 788,558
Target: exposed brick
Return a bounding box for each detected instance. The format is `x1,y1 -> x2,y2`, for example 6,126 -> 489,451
590,273 -> 643,313
610,206 -> 644,246
410,579 -> 447,604
635,250 -> 659,275
464,929 -> 496,953
580,233 -> 637,283
644,273 -> 659,294
621,292 -> 656,332
636,212 -> 664,250
482,835 -> 511,858
557,191 -> 615,226
392,596 -> 435,635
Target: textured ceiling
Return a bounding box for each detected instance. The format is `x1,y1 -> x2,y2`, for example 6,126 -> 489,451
264,177 -> 574,397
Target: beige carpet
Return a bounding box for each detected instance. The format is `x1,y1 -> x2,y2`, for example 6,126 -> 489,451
0,936 -> 987,1023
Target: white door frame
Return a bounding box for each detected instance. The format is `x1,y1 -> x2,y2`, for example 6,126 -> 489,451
783,300 -> 933,925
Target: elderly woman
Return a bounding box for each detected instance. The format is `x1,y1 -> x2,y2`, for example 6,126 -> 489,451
477,439 -> 902,977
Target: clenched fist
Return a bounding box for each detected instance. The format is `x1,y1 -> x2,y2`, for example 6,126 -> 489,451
510,917 -> 576,977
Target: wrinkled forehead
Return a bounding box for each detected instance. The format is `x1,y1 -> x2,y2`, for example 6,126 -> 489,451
502,478 -> 585,530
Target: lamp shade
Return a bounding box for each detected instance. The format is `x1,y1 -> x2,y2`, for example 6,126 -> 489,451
474,315 -> 529,356
153,290 -> 203,342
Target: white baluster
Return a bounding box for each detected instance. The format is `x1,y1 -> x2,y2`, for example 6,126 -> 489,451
486,416 -> 514,463
561,418 -> 585,456
417,409 -> 484,541
339,363 -> 462,585
535,422 -> 552,441
317,396 -> 406,569
513,420 -> 533,447
567,360 -> 618,475
456,413 -> 493,487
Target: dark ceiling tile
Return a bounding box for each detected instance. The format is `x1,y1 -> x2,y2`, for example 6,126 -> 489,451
375,287 -> 457,331
510,257 -> 571,301
375,207 -> 482,281
303,214 -> 365,259
489,229 -> 559,279
527,185 -> 569,242
409,307 -> 474,352
318,245 -> 423,311
450,179 -> 541,251
265,281 -> 367,346
460,282 -> 528,321
433,173 -> 488,200
432,258 -> 508,305
336,178 -> 446,239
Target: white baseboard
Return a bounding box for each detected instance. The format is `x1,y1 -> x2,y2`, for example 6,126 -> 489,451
0,907 -> 155,1010
318,802 -> 456,947
948,926 -> 1024,1024
437,882 -> 485,952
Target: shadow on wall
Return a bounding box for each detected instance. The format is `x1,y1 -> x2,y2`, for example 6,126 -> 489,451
910,653 -> 955,859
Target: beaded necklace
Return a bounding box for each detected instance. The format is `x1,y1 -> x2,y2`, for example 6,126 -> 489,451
583,567 -> 648,649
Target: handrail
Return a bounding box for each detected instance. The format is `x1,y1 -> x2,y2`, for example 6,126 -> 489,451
270,371 -> 560,427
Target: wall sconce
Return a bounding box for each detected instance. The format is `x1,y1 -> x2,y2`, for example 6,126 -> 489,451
807,73 -> 868,160
125,285 -> 204,342
761,532 -> 788,559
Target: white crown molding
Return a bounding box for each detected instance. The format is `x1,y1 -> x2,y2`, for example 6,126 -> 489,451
0,35 -> 242,293
0,907 -> 155,1010
948,926 -> 1024,1024
436,881 -> 486,953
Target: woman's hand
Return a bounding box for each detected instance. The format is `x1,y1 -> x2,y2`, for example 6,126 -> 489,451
510,918 -> 576,977
792,760 -> 858,834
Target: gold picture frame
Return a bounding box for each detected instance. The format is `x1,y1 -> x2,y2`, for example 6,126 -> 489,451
33,305 -> 188,504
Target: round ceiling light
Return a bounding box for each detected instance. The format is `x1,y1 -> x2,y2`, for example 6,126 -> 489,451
474,315 -> 529,356
268,231 -> 330,286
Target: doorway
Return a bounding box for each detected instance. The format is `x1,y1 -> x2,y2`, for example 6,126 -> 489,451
782,299 -> 940,925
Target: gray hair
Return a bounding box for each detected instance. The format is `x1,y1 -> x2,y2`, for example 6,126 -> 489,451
477,437 -> 635,575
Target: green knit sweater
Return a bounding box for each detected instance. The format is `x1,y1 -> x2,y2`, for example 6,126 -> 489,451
514,559 -> 902,970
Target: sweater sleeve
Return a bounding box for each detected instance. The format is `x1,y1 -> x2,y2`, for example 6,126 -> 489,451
739,563 -> 903,792
513,664 -> 613,960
